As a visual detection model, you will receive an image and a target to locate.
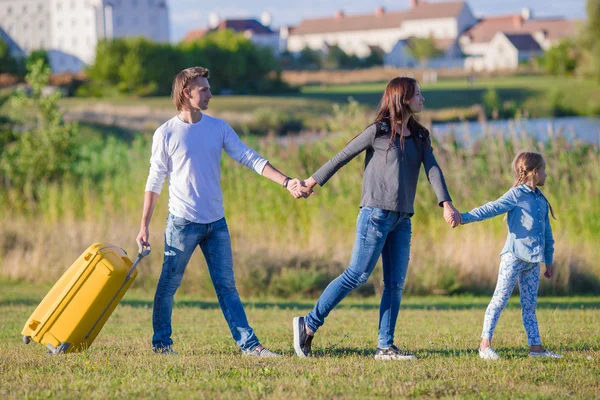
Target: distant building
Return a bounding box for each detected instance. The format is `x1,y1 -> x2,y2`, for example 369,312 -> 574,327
287,1 -> 578,71
0,0 -> 170,73
183,12 -> 282,55
287,0 -> 476,68
460,9 -> 577,71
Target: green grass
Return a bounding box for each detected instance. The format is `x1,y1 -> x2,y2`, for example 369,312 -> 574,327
1,281 -> 599,399
299,75 -> 600,116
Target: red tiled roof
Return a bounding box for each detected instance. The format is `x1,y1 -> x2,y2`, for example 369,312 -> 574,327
291,1 -> 467,35
462,16 -> 577,43
183,28 -> 207,42
183,19 -> 274,42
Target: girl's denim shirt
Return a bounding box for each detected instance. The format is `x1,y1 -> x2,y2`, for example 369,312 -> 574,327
460,184 -> 554,265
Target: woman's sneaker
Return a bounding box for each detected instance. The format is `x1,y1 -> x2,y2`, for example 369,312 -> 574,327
529,349 -> 562,358
479,346 -> 500,360
374,345 -> 416,360
244,346 -> 280,357
293,316 -> 313,357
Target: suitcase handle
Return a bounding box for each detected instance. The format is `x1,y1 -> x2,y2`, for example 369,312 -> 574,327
127,243 -> 151,278
137,242 -> 151,258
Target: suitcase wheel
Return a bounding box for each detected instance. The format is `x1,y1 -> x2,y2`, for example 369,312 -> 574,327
23,336 -> 31,344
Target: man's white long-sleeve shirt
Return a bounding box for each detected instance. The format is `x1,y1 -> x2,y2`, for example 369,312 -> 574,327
145,114 -> 268,223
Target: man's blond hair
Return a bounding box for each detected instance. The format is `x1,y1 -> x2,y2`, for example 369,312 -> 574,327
172,67 -> 210,111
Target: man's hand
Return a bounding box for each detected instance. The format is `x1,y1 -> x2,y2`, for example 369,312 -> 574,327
544,264 -> 554,279
443,201 -> 461,228
136,225 -> 150,247
288,178 -> 315,199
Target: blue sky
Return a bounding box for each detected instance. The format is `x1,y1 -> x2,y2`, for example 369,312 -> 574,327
168,0 -> 588,42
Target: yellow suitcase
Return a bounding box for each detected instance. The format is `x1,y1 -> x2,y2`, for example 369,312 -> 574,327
21,242 -> 151,354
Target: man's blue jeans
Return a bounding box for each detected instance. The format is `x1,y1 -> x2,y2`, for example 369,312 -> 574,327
152,214 -> 260,351
305,206 -> 412,348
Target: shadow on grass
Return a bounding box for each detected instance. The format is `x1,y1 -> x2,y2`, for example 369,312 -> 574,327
4,298 -> 599,310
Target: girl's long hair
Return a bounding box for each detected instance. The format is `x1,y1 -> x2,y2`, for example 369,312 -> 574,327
512,151 -> 557,219
373,77 -> 427,152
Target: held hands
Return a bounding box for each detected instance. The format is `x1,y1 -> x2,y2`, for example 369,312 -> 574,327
443,201 -> 462,228
286,177 -> 316,199
544,264 -> 554,279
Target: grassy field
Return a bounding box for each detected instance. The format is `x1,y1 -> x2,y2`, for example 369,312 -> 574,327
1,281 -> 599,399
299,75 -> 600,116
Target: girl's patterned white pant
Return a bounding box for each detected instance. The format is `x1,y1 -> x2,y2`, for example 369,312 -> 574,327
482,252 -> 542,346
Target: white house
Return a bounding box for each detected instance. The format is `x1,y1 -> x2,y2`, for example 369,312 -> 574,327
460,8 -> 576,71
465,32 -> 543,71
0,0 -> 170,73
287,0 -> 477,67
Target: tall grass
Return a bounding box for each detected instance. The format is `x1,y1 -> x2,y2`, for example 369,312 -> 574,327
1,119 -> 599,297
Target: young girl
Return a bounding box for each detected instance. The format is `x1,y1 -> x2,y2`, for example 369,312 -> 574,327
290,77 -> 461,360
459,151 -> 561,359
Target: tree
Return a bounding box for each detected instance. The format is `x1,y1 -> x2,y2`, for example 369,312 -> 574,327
26,49 -> 51,71
578,0 -> 600,81
406,37 -> 443,68
298,46 -> 323,69
1,60 -> 80,204
542,38 -> 579,75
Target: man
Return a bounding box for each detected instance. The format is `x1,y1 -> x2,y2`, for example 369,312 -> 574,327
136,66 -> 303,356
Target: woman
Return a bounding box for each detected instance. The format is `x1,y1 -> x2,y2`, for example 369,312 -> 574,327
292,77 -> 461,360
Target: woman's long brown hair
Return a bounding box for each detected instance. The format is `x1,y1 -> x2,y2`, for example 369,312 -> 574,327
373,77 -> 427,152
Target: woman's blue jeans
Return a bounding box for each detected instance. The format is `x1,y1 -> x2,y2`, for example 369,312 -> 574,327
305,206 -> 412,348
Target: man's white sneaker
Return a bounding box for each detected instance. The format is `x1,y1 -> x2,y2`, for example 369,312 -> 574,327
479,346 -> 500,360
529,349 -> 562,358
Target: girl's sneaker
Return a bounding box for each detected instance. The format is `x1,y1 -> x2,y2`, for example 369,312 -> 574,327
479,346 -> 500,360
529,349 -> 562,358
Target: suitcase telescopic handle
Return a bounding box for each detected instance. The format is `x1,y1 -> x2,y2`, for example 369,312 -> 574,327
126,242 -> 151,278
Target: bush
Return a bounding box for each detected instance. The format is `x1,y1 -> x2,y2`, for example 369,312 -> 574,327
0,60 -> 80,206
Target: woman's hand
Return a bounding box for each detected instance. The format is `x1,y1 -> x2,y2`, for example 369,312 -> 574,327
443,201 -> 461,228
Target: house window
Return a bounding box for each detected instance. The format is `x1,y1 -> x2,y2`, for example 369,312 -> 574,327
133,16 -> 138,25
57,20 -> 62,28
23,5 -> 27,13
72,19 -> 76,27
115,16 -> 122,26
38,4 -> 43,12
57,2 -> 61,11
39,21 -> 44,29
7,6 -> 11,15
148,0 -> 153,6
23,22 -> 28,30
72,37 -> 78,46
132,0 -> 138,7
40,39 -> 45,47
71,1 -> 76,9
